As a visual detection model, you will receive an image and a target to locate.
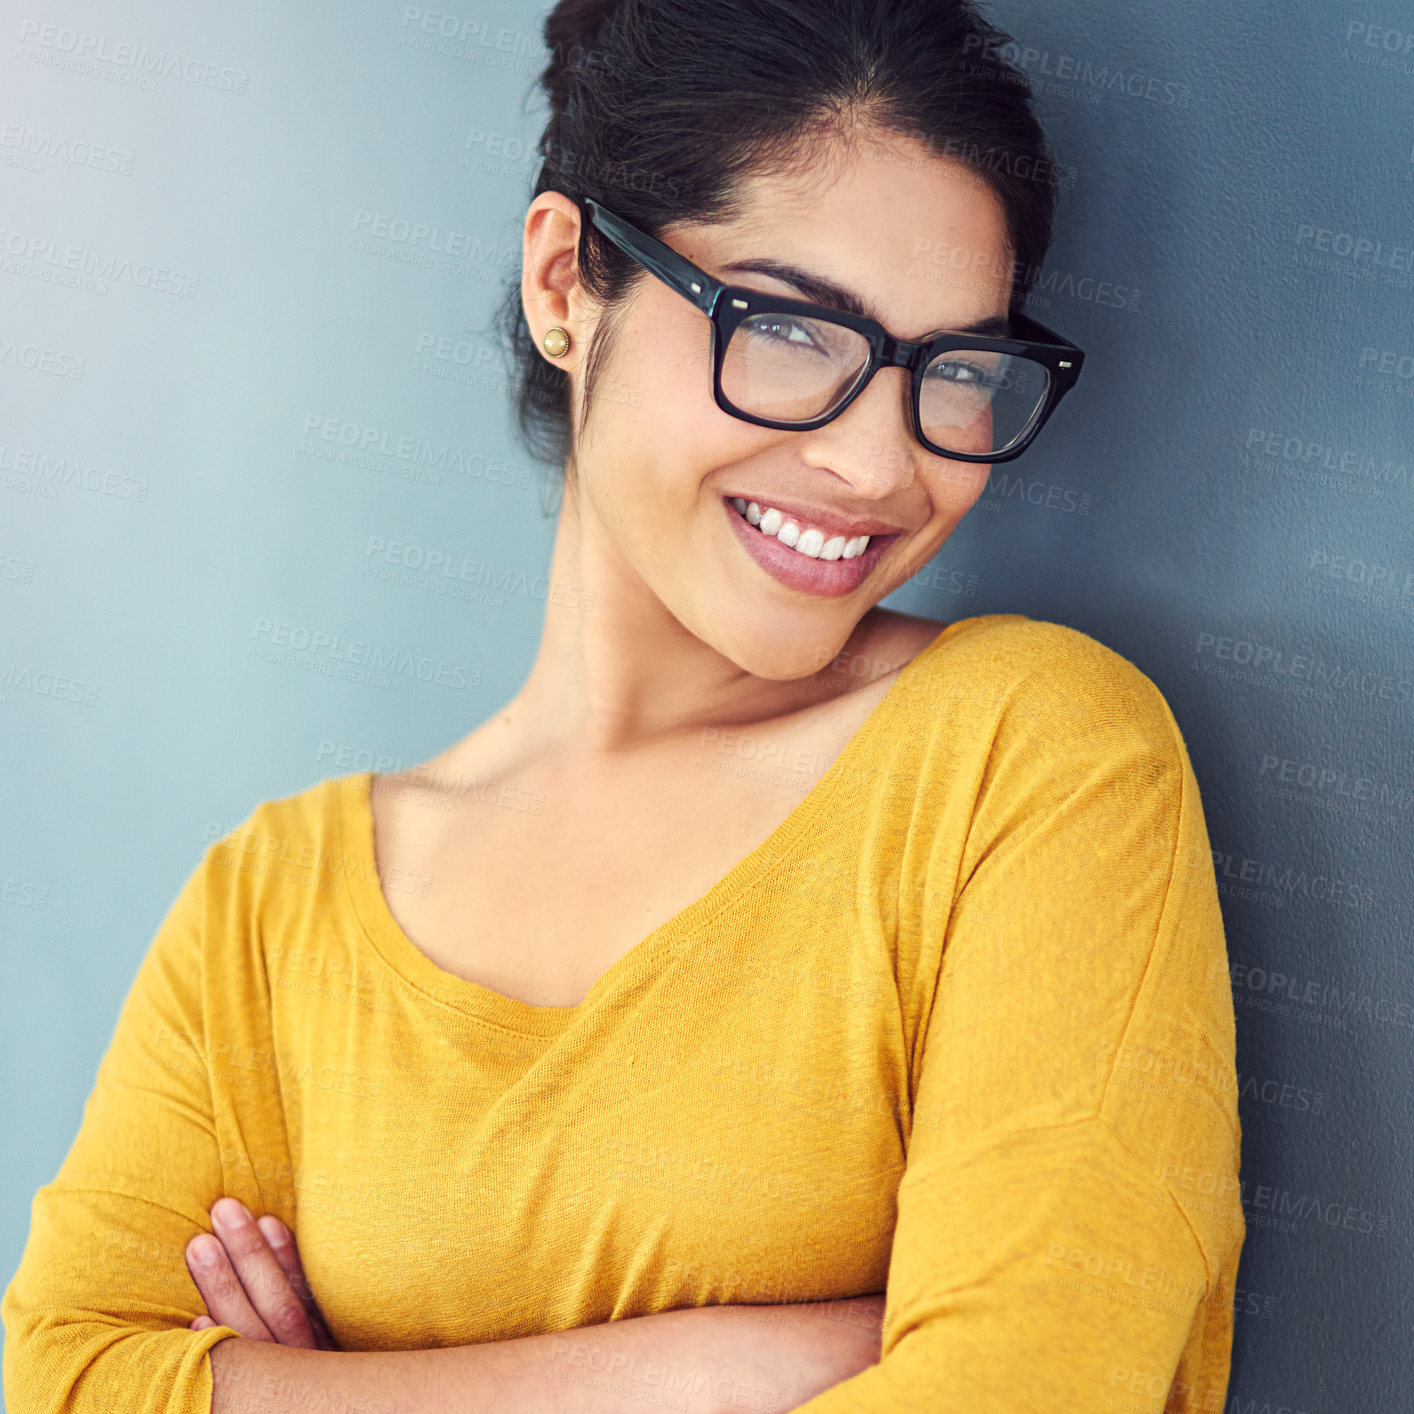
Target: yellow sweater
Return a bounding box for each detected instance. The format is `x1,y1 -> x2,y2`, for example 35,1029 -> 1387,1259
3,614 -> 1244,1413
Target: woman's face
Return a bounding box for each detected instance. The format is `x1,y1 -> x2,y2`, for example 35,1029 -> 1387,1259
529,130 -> 1015,682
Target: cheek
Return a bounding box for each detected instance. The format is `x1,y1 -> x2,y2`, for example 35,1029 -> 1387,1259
620,311 -> 711,415
621,349 -> 772,474
933,462 -> 992,518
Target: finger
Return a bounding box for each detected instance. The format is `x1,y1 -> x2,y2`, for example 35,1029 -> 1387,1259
185,1233 -> 275,1342
257,1217 -> 336,1349
190,1315 -> 218,1331
256,1216 -> 338,1350
208,1199 -> 321,1349
255,1216 -> 314,1305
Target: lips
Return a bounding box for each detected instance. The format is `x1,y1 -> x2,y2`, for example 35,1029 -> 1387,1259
719,491 -> 906,540
722,495 -> 900,599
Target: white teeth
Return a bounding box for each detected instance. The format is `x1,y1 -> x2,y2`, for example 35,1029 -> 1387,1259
730,498 -> 872,560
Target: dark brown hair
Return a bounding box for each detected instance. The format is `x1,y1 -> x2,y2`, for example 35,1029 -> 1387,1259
493,0 -> 1062,488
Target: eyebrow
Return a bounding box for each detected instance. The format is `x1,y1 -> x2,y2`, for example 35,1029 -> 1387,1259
717,256 -> 1012,339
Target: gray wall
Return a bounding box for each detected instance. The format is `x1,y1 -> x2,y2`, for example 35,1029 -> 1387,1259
2,2 -> 1410,1409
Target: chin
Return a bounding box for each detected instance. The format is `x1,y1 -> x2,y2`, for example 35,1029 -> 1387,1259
707,615 -> 863,685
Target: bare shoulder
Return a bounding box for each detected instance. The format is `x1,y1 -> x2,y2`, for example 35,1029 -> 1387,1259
367,717 -> 517,849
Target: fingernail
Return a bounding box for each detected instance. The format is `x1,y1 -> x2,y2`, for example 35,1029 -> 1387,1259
212,1197 -> 250,1227
189,1236 -> 220,1268
256,1215 -> 288,1247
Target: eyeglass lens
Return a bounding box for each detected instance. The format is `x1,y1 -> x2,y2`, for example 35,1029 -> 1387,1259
720,312 -> 1052,457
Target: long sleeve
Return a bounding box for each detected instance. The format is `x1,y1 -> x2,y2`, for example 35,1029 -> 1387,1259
3,846 -> 244,1413
793,638 -> 1244,1412
2,617 -> 1245,1413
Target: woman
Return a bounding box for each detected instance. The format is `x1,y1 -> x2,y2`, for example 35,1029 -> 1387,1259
2,0 -> 1244,1410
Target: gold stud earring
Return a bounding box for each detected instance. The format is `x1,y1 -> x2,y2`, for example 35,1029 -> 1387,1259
543,327 -> 571,358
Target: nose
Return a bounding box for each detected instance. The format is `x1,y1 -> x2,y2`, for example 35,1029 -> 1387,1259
804,363 -> 922,491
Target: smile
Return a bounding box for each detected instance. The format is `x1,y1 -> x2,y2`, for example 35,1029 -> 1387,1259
728,497 -> 872,560
721,495 -> 900,599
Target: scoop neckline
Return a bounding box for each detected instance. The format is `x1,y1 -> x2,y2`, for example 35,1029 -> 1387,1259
336,616 -> 978,1037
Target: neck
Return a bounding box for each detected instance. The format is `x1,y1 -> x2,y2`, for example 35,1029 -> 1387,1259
500,476 -> 878,760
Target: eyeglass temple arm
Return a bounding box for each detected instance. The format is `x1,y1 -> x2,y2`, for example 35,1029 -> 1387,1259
582,200 -> 721,316
585,199 -> 1083,373
1005,308 -> 1082,353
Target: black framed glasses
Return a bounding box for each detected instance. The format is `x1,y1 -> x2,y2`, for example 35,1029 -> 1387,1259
582,198 -> 1085,463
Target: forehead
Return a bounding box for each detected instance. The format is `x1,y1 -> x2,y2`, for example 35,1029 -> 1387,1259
673,139 -> 1014,335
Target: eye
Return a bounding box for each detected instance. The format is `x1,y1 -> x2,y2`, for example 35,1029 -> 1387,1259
926,358 -> 1000,386
748,317 -> 826,351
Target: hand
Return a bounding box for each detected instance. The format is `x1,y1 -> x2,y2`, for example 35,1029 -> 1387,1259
185,1197 -> 338,1350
